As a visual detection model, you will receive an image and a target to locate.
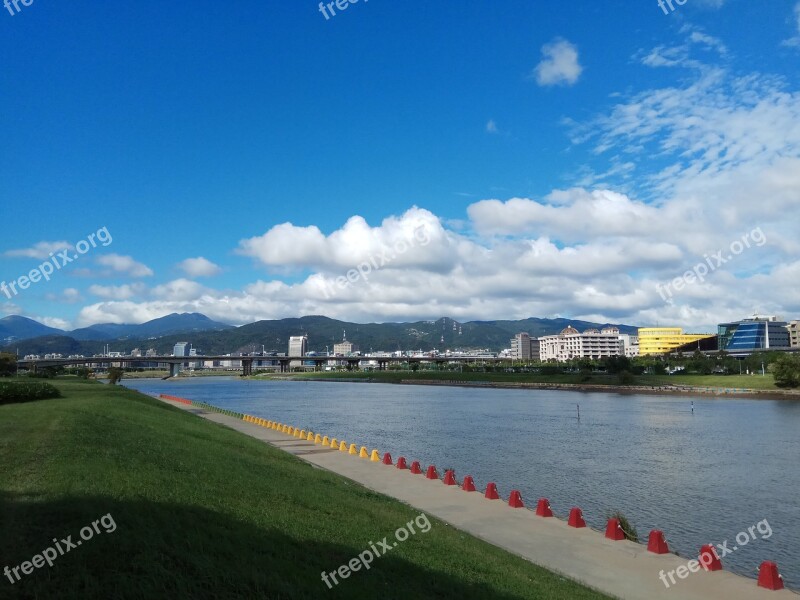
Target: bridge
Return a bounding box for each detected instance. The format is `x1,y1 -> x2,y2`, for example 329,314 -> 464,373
16,355 -> 509,378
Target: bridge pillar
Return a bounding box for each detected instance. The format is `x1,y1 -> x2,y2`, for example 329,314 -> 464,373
170,363 -> 181,377
280,359 -> 290,373
242,359 -> 252,377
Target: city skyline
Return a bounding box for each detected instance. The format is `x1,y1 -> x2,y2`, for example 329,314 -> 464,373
2,2 -> 799,332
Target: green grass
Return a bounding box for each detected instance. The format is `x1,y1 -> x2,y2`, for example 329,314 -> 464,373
0,379 -> 609,599
645,373 -> 778,390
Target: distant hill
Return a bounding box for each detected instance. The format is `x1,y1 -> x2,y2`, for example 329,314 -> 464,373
2,315 -> 638,356
69,312 -> 232,341
0,312 -> 232,348
0,315 -> 64,344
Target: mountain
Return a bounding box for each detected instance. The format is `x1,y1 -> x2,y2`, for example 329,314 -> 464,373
0,315 -> 64,344
69,313 -> 232,341
2,315 -> 639,356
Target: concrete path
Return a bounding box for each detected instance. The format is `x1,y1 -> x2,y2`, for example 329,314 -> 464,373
161,398 -> 795,600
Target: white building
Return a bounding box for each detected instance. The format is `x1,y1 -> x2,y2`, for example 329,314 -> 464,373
288,335 -> 308,357
539,326 -> 628,362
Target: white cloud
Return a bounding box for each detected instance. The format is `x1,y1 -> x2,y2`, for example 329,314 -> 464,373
45,288 -> 83,304
532,39 -> 582,87
151,279 -> 208,302
177,257 -> 222,277
88,283 -> 146,300
237,207 -> 450,273
95,254 -> 153,277
782,2 -> 800,47
35,316 -> 71,330
486,119 -> 499,134
3,241 -> 72,260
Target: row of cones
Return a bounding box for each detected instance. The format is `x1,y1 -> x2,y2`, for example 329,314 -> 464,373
243,413 -> 786,592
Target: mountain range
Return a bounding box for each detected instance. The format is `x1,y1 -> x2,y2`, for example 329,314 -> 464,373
0,313 -> 638,356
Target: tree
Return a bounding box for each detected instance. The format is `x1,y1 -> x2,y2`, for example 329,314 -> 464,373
0,353 -> 16,377
107,367 -> 125,385
772,354 -> 800,388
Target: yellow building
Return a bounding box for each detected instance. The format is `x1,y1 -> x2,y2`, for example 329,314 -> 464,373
637,327 -> 714,355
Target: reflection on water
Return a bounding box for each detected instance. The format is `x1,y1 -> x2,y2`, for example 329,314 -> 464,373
125,377 -> 800,588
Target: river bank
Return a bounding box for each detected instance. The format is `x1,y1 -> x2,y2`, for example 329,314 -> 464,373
265,373 -> 800,400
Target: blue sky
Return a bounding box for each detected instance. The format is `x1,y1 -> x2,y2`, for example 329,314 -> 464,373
1,0 -> 799,330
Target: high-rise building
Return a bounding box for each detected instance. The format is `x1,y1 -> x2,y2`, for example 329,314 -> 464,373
173,342 -> 189,357
509,333 -> 537,360
637,328 -> 714,355
288,335 -> 308,357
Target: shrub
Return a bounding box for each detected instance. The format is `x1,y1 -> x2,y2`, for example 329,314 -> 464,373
773,354 -> 800,388
0,381 -> 62,405
617,370 -> 635,385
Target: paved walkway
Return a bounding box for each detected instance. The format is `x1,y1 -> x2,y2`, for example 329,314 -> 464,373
161,398 -> 794,600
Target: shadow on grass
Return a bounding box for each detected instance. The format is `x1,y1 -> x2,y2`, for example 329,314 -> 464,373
0,491 -> 525,600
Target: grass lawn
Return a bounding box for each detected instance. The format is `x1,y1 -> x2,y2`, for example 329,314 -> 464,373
645,373 -> 778,390
0,379 -> 609,599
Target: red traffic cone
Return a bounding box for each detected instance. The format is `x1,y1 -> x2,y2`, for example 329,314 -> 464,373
698,544 -> 722,571
410,461 -> 422,474
462,475 -> 476,492
535,498 -> 553,517
485,482 -> 500,499
443,470 -> 457,485
605,518 -> 625,541
382,452 -> 393,465
508,490 -> 524,508
647,530 -> 670,554
568,507 -> 586,528
396,456 -> 408,469
757,561 -> 784,590
425,465 -> 439,480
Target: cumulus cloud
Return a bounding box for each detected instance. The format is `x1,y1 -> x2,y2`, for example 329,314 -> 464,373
3,241 -> 71,260
95,254 -> 154,277
236,207 -> 451,273
532,39 -> 582,87
177,257 -> 222,277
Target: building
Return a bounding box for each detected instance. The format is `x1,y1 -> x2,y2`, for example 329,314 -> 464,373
637,328 -> 714,356
539,325 -> 627,362
172,342 -> 190,374
718,316 -> 790,355
785,320 -> 799,348
333,331 -> 359,356
288,335 -> 308,357
509,332 -> 539,361
618,334 -> 640,358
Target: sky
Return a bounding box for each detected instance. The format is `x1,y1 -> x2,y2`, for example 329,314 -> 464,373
1,0 -> 799,332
